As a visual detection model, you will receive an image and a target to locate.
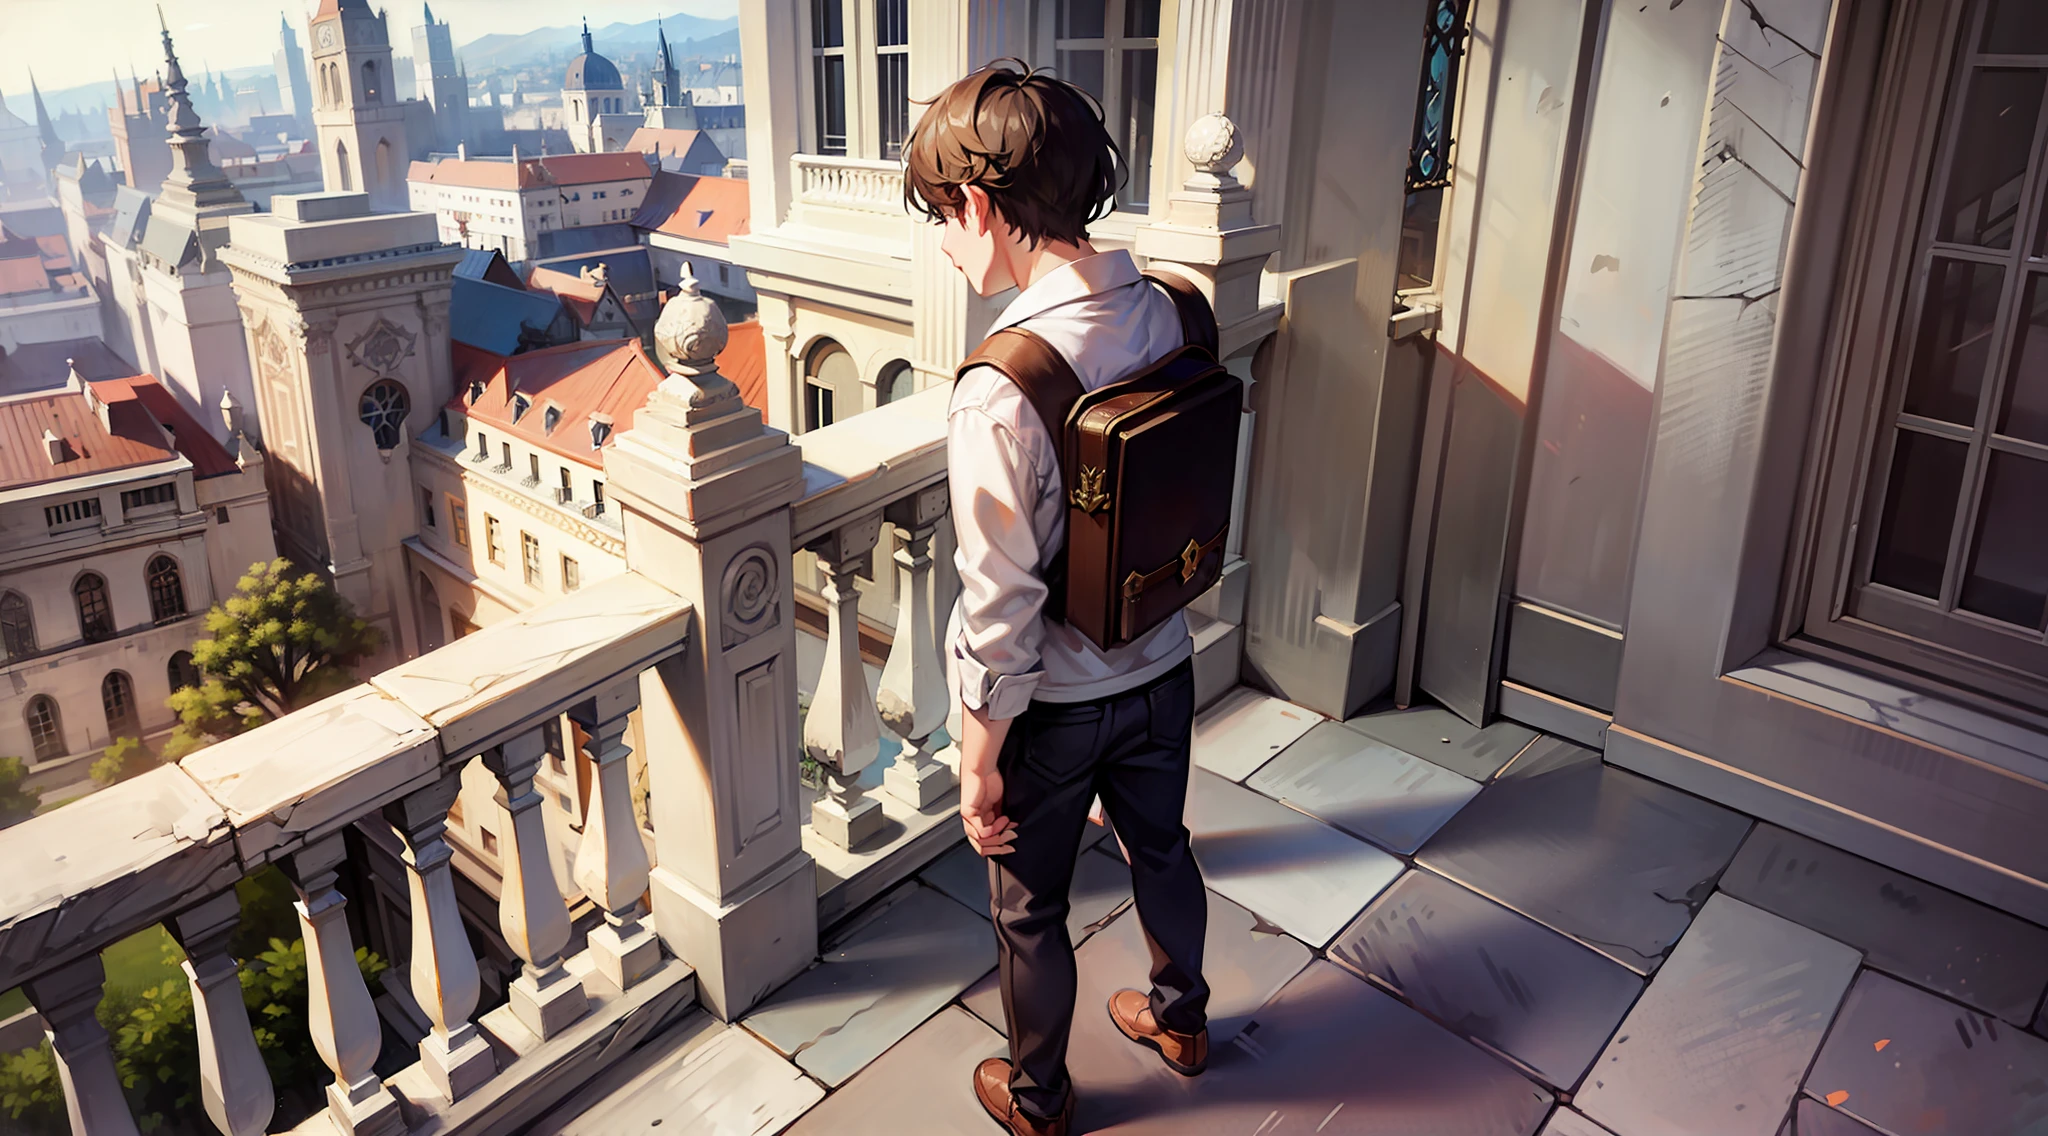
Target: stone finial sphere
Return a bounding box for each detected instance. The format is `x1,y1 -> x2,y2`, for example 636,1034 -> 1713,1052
1185,114 -> 1243,175
654,262 -> 728,372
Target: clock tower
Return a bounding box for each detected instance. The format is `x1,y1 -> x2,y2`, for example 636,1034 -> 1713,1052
308,0 -> 414,212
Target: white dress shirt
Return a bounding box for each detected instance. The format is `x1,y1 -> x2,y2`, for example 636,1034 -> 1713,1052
945,249 -> 1194,721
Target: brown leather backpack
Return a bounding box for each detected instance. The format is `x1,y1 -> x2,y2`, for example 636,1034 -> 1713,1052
955,269 -> 1241,651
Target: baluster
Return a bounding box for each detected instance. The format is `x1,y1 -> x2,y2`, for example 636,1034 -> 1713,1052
281,833 -> 404,1136
569,679 -> 662,990
168,892 -> 274,1136
384,774 -> 496,1102
24,955 -> 139,1136
806,511 -> 886,849
483,730 -> 589,1038
879,485 -> 956,808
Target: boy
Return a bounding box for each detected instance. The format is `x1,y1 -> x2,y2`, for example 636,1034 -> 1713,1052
904,61 -> 1212,1136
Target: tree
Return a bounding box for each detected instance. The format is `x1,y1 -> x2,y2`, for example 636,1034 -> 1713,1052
89,737 -> 156,787
165,559 -> 382,757
0,757 -> 39,825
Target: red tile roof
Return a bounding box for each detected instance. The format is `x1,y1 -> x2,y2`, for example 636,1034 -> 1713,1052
94,375 -> 240,478
633,172 -> 749,244
0,373 -> 237,490
625,128 -> 716,164
409,151 -> 656,192
0,257 -> 46,298
35,236 -> 71,273
451,339 -> 665,470
721,319 -> 767,416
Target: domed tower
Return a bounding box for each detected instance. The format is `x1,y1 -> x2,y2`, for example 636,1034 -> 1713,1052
562,18 -> 628,153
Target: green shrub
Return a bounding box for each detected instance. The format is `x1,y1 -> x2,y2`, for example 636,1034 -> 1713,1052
0,757 -> 38,827
90,737 -> 157,788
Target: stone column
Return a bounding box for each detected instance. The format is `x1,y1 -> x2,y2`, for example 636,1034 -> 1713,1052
605,269 -> 817,1021
907,0 -> 1005,391
1135,116 -> 1281,347
383,774 -> 496,1102
569,678 -> 662,991
482,730 -> 589,1039
805,512 -> 886,847
168,891 -> 274,1136
24,955 -> 138,1136
281,834 -> 404,1136
879,484 -> 954,808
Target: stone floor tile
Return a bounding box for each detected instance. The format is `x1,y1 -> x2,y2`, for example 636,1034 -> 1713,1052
1188,768 -> 1405,947
1330,869 -> 1643,1091
1343,703 -> 1538,781
1538,1108 -> 1619,1136
957,886 -> 1313,1049
921,843 -> 1135,947
1247,720 -> 1483,854
553,1010 -> 824,1135
1575,894 -> 1862,1136
1805,969 -> 2048,1136
742,884 -> 994,1087
785,1006 -> 1008,1135
1192,686 -> 1322,782
1788,1097 -> 1885,1136
1071,960 -> 1553,1134
1719,823 -> 2048,1024
1417,738 -> 1751,972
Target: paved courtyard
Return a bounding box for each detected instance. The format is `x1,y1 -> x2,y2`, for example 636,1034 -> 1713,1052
535,688 -> 2048,1135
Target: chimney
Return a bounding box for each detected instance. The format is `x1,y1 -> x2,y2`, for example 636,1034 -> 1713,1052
457,141 -> 467,160
42,428 -> 66,465
63,357 -> 81,392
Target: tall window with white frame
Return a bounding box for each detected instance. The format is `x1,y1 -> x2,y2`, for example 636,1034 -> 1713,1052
1055,0 -> 1162,213
876,0 -> 910,160
813,0 -> 849,155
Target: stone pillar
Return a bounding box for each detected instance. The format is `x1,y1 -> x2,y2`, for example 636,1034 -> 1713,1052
907,0 -> 1005,391
805,512 -> 886,847
24,955 -> 139,1136
482,730 -> 589,1038
606,268 -> 817,1021
384,774 -> 496,1102
281,834 -> 403,1136
879,484 -> 954,808
1135,116 -> 1281,346
168,891 -> 274,1136
568,678 -> 663,991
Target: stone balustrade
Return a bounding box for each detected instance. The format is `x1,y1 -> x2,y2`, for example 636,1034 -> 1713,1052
786,154 -> 914,239
0,571 -> 694,1135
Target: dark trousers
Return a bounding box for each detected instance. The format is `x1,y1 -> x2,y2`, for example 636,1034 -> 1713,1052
987,659 -> 1210,1120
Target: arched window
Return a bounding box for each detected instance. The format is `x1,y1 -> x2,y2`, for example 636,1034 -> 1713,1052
337,140 -> 353,192
0,591 -> 35,659
375,138 -> 392,192
74,573 -> 112,642
360,381 -> 411,450
167,650 -> 201,694
876,360 -> 915,407
804,340 -> 854,432
146,556 -> 185,623
26,696 -> 63,761
102,671 -> 138,739
362,60 -> 380,104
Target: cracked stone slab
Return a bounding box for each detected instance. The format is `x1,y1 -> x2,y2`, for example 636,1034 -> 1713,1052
551,1010 -> 824,1134
1188,768 -> 1404,948
1191,686 -> 1322,781
1071,960 -> 1552,1134
742,883 -> 993,1087
1342,704 -> 1537,781
1539,1108 -> 1619,1136
922,843 -> 1133,947
1417,738 -> 1751,972
1575,894 -> 1861,1136
372,570 -> 691,755
1248,721 -> 1482,854
1787,1097 -> 1884,1136
1719,823 -> 2048,1024
1330,869 -> 1642,1090
1805,969 -> 2048,1136
787,1006 -> 1006,1135
959,886 -> 1312,1051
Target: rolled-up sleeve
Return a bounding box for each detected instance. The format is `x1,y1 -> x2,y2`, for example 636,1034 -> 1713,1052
947,374 -> 1050,721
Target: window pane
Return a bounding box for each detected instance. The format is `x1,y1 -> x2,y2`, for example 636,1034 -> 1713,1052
1119,48 -> 1158,211
1058,0 -> 1106,40
1935,69 -> 2043,250
876,0 -> 908,48
1125,0 -> 1162,37
1058,49 -> 1104,102
815,55 -> 847,155
812,0 -> 844,48
1871,430 -> 1969,598
1960,451 -> 2048,629
879,52 -> 910,161
1903,257 -> 2005,425
1982,0 -> 2048,54
1998,273 -> 2048,443
1398,188 -> 1446,292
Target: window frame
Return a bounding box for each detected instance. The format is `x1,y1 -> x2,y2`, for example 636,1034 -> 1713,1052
485,514 -> 504,565
449,497 -> 470,548
810,0 -> 851,156
146,555 -> 186,624
521,531 -> 543,588
0,591 -> 35,660
101,670 -> 138,740
1053,0 -> 1165,215
74,572 -> 113,643
26,695 -> 63,761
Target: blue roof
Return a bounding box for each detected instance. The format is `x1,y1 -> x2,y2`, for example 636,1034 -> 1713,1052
530,245 -> 655,300
450,276 -> 572,355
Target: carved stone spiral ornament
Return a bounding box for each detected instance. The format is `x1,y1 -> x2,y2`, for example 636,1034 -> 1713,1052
720,545 -> 779,649
1185,113 -> 1244,176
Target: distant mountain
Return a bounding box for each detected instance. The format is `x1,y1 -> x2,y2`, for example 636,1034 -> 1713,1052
457,14 -> 739,72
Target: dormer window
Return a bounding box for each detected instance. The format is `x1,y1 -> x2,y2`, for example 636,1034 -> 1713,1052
467,379 -> 485,404
512,393 -> 531,422
543,406 -> 562,434
589,419 -> 612,448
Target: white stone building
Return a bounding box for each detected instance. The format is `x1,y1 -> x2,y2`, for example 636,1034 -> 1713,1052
407,151 -> 657,263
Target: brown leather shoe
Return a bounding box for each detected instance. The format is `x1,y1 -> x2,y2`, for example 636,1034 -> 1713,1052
973,1057 -> 1073,1136
1108,989 -> 1208,1075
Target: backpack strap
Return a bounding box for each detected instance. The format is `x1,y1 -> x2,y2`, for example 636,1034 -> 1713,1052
1143,268 -> 1221,356
954,326 -> 1085,621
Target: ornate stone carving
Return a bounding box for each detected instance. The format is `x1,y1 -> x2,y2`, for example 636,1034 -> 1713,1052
1186,113 -> 1245,176
345,317 -> 417,378
653,264 -> 740,407
720,544 -> 780,650
253,319 -> 291,381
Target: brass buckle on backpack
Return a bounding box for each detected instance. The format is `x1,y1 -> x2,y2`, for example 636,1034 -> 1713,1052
1180,539 -> 1203,583
1071,465 -> 1111,513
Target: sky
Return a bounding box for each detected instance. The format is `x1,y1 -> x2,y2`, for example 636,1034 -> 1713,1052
0,0 -> 737,109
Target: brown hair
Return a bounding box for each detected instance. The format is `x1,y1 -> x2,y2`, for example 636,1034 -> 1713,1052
901,60 -> 1122,248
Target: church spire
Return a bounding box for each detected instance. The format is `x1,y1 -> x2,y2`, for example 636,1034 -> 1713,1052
423,1 -> 435,24
30,72 -> 62,172
581,16 -> 594,55
156,6 -> 232,196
